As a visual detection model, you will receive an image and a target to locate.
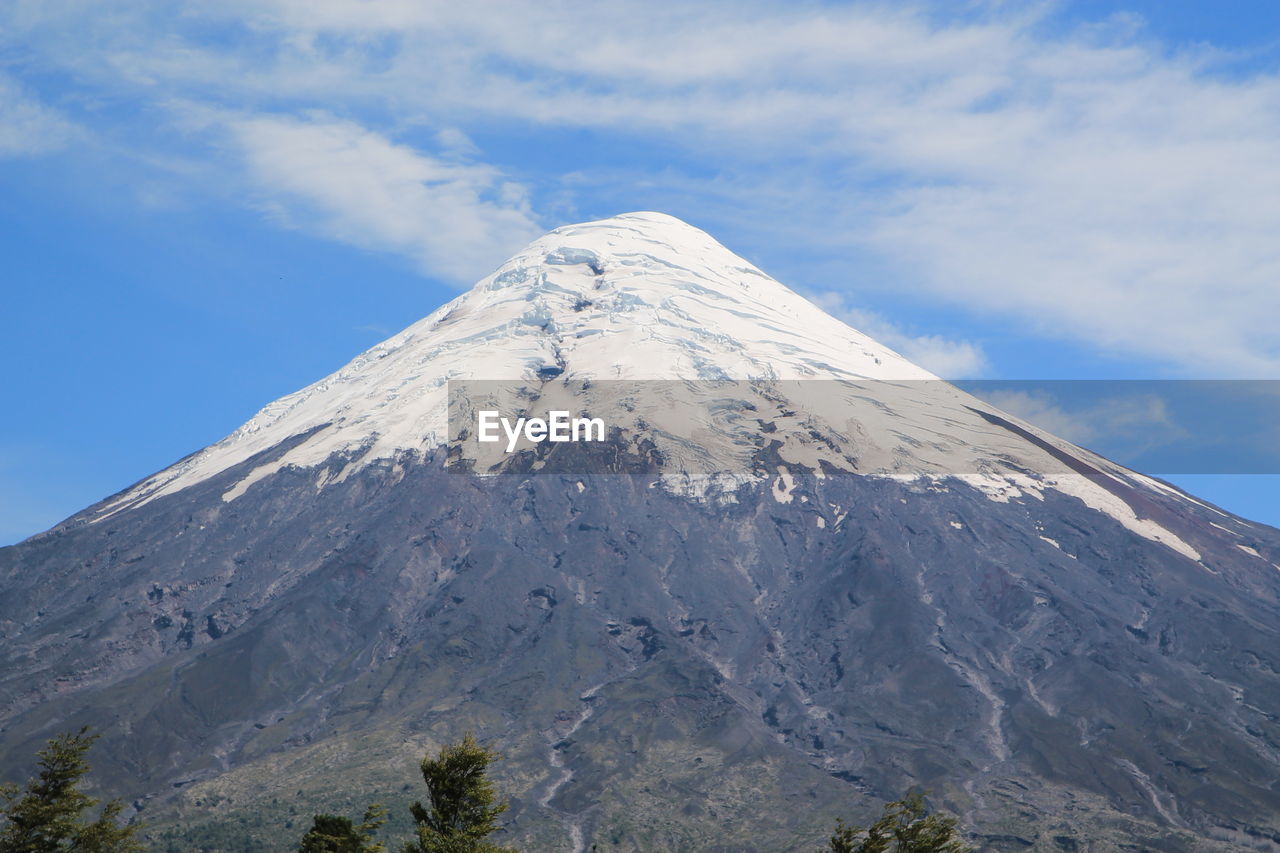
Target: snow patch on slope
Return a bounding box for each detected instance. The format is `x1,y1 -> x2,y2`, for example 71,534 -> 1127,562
1049,474 -> 1201,562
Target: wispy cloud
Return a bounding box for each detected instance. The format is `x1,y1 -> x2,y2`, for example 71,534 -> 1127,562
5,1 -> 1280,373
0,72 -> 78,157
980,389 -> 1180,450
811,290 -> 988,378
226,114 -> 542,284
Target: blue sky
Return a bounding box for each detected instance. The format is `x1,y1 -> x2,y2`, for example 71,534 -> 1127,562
3,0 -> 1279,543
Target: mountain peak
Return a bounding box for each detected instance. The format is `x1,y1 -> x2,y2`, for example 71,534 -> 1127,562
561,210 -> 698,228
482,210 -> 782,302
547,210 -> 711,238
83,213 -> 939,519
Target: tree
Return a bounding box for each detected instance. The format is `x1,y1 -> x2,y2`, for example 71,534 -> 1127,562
400,734 -> 516,853
298,804 -> 387,852
823,792 -> 972,853
0,727 -> 144,853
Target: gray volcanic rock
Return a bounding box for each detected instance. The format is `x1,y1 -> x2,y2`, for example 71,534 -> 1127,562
2,214 -> 1279,852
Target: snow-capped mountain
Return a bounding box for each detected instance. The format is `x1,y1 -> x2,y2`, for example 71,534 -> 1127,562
92,212 -> 930,511
94,212 -> 1208,561
2,214 -> 1278,852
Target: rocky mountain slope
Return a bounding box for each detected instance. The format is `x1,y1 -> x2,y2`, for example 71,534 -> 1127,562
2,213 -> 1278,851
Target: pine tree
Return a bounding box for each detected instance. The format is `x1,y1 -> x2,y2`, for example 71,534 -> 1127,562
823,792 -> 971,853
298,804 -> 387,852
827,817 -> 870,853
0,727 -> 144,853
400,734 -> 516,853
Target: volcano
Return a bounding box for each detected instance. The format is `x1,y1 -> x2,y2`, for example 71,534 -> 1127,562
2,213 -> 1278,852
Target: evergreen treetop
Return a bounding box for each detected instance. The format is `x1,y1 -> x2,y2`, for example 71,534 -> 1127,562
401,733 -> 516,853
0,727 -> 143,853
824,791 -> 972,853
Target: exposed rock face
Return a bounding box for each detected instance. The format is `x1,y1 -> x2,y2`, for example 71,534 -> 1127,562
2,214 -> 1278,851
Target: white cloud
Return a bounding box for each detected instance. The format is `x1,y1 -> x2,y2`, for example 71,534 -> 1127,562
434,127 -> 480,158
6,2 -> 1280,373
0,73 -> 77,157
979,388 -> 1183,454
226,114 -> 542,284
810,291 -> 988,378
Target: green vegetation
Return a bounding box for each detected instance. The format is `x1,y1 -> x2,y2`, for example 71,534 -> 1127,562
5,727 -> 980,852
297,805 -> 387,852
823,792 -> 971,853
401,734 -> 515,853
0,727 -> 144,853
291,734 -> 516,853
